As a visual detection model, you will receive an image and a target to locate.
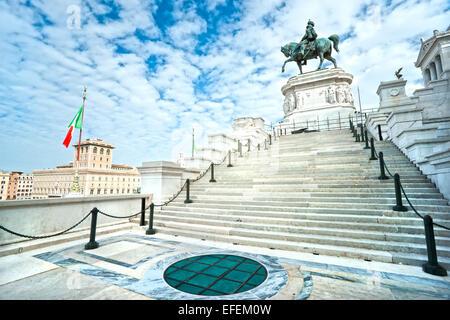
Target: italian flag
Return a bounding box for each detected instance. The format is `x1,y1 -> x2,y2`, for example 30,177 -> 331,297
62,105 -> 83,148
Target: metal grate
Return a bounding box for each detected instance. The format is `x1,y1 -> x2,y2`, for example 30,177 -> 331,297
163,254 -> 268,296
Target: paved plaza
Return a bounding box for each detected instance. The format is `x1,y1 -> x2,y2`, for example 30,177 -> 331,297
0,226 -> 449,300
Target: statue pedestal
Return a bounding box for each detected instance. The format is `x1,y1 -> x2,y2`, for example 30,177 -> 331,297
281,67 -> 356,130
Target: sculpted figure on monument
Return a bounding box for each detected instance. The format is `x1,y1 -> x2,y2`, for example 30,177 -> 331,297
327,86 -> 336,104
281,20 -> 340,74
336,86 -> 346,103
345,87 -> 354,104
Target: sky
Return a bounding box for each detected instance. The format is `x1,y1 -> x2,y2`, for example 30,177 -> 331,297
0,0 -> 449,173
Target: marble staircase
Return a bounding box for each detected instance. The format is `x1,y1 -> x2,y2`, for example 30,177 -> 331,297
134,129 -> 450,269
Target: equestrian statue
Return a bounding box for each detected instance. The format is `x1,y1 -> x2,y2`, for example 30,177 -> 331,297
281,20 -> 340,74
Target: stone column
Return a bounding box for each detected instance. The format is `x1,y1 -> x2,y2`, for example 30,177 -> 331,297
435,55 -> 443,79
429,62 -> 437,81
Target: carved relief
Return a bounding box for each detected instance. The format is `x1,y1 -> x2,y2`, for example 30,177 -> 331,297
295,92 -> 303,109
336,86 -> 346,103
326,86 -> 336,104
345,87 -> 354,104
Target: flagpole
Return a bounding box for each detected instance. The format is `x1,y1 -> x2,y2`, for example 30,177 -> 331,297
192,128 -> 194,158
76,87 -> 87,163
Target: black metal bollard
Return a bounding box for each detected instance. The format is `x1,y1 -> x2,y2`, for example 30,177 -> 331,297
370,138 -> 377,160
146,203 -> 156,235
360,125 -> 364,142
264,139 -> 268,150
85,207 -> 99,250
269,134 -> 272,145
364,130 -> 370,149
257,143 -> 260,151
378,152 -> 389,180
209,163 -> 216,183
392,173 -> 407,211
139,198 -> 146,226
227,150 -> 233,167
422,215 -> 447,276
378,124 -> 383,141
184,179 -> 193,204
349,120 -> 353,131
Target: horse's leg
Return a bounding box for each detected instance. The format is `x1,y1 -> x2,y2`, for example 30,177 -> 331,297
296,61 -> 303,74
282,57 -> 295,73
316,51 -> 324,70
325,54 -> 337,68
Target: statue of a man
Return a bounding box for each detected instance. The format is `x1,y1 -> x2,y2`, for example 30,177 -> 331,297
294,20 -> 318,58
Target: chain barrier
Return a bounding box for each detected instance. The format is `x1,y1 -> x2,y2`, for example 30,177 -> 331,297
98,208 -> 146,219
368,133 -> 449,231
0,211 -> 93,239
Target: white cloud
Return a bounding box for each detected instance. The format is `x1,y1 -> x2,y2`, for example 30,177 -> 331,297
0,0 -> 449,173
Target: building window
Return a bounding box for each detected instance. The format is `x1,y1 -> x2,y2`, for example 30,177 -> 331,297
104,189 -> 107,194
93,164 -> 95,168
107,149 -> 110,155
90,189 -> 94,195
110,189 -> 113,194
97,189 -> 101,194
100,148 -> 104,155
93,147 -> 97,153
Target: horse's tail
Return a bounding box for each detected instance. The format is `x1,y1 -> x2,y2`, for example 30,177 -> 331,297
328,34 -> 340,53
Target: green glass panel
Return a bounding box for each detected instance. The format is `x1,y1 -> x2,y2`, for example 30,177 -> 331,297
196,256 -> 221,264
184,262 -> 209,273
210,279 -> 242,293
187,274 -> 217,287
177,283 -> 204,295
202,265 -> 229,277
236,262 -> 260,273
247,274 -> 266,286
224,270 -> 253,282
202,289 -> 225,296
168,269 -> 196,281
215,259 -> 240,268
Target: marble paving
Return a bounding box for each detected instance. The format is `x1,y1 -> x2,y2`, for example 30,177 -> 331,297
0,230 -> 449,300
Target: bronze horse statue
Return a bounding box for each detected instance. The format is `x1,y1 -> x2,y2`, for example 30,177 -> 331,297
281,34 -> 340,74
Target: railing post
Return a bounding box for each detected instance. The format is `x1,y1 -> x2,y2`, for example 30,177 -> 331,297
364,130 -> 370,149
422,215 -> 447,276
370,138 -> 377,160
146,203 -> 155,235
85,207 -> 99,250
378,152 -> 388,180
378,124 -> 383,141
392,173 -> 407,211
269,134 -> 272,145
356,133 -> 360,142
184,179 -> 193,204
209,163 -> 216,183
264,139 -> 268,150
139,197 -> 146,226
360,125 -> 364,142
227,150 -> 233,167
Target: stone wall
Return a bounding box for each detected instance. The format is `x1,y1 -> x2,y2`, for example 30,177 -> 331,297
0,194 -> 152,245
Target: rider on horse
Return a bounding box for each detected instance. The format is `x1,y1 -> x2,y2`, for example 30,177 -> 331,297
294,19 -> 317,60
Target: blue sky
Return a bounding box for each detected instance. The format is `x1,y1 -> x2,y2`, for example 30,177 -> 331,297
0,0 -> 449,173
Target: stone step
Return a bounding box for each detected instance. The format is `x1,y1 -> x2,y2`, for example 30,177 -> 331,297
152,225 -> 450,268
153,213 -> 450,245
154,221 -> 450,257
177,195 -> 449,206
144,210 -> 450,237
166,200 -> 450,214
161,204 -> 450,223
182,191 -> 444,199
